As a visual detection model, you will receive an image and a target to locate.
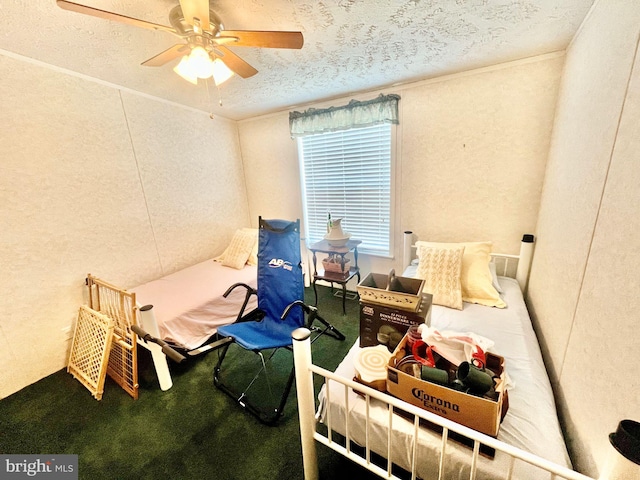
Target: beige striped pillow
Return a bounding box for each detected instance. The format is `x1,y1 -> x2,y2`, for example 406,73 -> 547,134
415,245 -> 465,310
243,228 -> 259,266
415,241 -> 505,308
222,229 -> 257,269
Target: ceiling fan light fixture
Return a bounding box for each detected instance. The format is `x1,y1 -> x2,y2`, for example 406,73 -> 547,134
211,58 -> 234,86
173,55 -> 198,85
173,46 -> 235,86
187,46 -> 214,78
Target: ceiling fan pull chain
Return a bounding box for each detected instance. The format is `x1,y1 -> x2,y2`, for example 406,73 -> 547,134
205,77 -> 214,119
204,77 -> 223,118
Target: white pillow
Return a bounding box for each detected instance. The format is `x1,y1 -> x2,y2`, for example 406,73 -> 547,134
220,229 -> 257,270
215,228 -> 259,267
415,244 -> 465,310
415,241 -> 505,308
242,228 -> 259,266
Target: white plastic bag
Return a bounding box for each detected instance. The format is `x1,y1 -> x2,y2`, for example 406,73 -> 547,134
418,325 -> 494,367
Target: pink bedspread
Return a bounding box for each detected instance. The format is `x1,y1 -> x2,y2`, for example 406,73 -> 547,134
132,260 -> 258,350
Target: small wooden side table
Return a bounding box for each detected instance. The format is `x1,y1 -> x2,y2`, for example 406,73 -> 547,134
309,239 -> 361,314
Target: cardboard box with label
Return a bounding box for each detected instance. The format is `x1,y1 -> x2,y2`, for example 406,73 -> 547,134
386,334 -> 507,437
359,293 -> 432,351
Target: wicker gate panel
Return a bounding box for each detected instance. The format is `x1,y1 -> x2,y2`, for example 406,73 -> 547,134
67,305 -> 114,400
87,274 -> 139,400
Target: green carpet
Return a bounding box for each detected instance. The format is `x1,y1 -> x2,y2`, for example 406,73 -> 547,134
0,286 -> 384,480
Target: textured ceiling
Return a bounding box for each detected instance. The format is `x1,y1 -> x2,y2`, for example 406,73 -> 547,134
1,0 -> 594,120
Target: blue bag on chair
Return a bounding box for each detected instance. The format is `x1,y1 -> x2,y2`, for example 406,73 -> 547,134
214,217 -> 343,424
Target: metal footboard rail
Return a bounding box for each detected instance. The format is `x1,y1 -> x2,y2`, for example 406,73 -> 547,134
292,328 -> 594,480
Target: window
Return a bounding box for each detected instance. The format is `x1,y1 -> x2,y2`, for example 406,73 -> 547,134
290,93 -> 399,256
298,123 -> 392,256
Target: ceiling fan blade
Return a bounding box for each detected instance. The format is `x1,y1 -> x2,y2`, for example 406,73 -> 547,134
141,44 -> 190,67
216,46 -> 258,79
56,0 -> 177,35
220,30 -> 304,49
179,0 -> 210,31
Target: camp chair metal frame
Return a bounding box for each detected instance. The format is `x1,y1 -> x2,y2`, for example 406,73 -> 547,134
213,218 -> 344,425
213,300 -> 343,425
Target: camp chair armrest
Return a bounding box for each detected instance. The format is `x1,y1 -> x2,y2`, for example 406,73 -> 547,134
224,282 -> 257,298
224,282 -> 258,322
281,300 -> 316,320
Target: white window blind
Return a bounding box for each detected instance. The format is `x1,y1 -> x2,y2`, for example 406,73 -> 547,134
298,123 -> 392,256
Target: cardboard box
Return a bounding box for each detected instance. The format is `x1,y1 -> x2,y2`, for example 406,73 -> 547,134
386,334 -> 506,437
359,293 -> 432,350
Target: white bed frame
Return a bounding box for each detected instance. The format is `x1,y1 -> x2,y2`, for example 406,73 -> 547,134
291,234 -> 596,480
135,302 -> 239,391
87,267 -> 255,392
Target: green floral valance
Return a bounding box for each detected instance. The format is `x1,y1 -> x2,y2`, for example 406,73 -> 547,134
289,93 -> 400,138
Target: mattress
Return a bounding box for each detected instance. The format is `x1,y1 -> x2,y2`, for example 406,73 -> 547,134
131,260 -> 257,350
318,275 -> 572,479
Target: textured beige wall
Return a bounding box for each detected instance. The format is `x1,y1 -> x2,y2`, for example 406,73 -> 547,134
122,93 -> 250,278
239,55 -> 563,277
400,57 -> 562,255
237,114 -> 303,229
0,55 -> 249,398
527,1 -> 640,476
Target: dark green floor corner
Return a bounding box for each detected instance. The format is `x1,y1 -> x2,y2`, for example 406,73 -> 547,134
0,286 -> 385,480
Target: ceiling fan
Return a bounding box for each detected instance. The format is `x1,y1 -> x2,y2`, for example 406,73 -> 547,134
56,0 -> 304,85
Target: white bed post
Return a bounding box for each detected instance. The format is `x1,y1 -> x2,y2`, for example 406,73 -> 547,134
292,328 -> 319,480
516,234 -> 535,293
403,230 -> 414,269
138,305 -> 173,391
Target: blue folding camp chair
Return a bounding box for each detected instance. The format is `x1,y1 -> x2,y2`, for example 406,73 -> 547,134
214,217 -> 344,424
